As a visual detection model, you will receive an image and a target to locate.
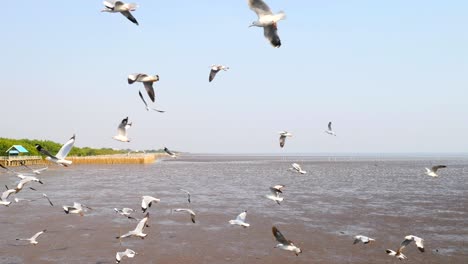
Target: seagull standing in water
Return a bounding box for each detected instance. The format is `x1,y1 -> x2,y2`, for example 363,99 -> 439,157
101,1 -> 139,26
229,211 -> 250,227
265,185 -> 285,205
353,235 -> 376,245
209,65 -> 229,82
173,208 -> 196,223
272,226 -> 302,256
289,163 -> 306,174
247,0 -> 285,47
16,230 -> 46,245
278,131 -> 292,148
138,91 -> 165,113
128,73 -> 159,102
141,196 -> 160,213
113,117 -> 132,142
116,249 -> 137,263
325,122 -> 336,136
425,165 -> 447,177
116,212 -> 149,239
35,134 -> 75,167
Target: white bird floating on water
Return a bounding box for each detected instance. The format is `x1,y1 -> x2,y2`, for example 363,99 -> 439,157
164,147 -> 178,158
116,248 -> 137,263
278,131 -> 292,148
20,161 -> 48,175
173,208 -> 196,223
114,208 -> 137,220
116,212 -> 149,239
265,185 -> 285,205
141,196 -> 160,213
63,202 -> 91,216
425,165 -> 447,177
353,235 -> 376,245
16,230 -> 46,245
102,0 -> 139,26
325,122 -> 336,136
138,91 -> 165,113
113,117 -> 132,142
272,226 -> 302,256
209,65 -> 229,82
289,163 -> 306,174
229,210 -> 250,227
179,189 -> 191,203
401,235 -> 425,253
128,73 -> 159,102
35,134 -> 75,167
247,0 -> 285,48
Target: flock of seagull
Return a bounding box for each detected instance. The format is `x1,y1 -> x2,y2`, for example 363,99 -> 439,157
1,0 -> 451,263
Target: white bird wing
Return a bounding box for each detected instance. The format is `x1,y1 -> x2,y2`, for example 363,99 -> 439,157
264,24 -> 281,48
292,163 -> 301,171
269,187 -> 281,196
55,134 -> 75,159
134,213 -> 149,232
236,211 -> 247,222
103,0 -> 116,8
414,237 -> 424,252
248,0 -> 273,17
1,189 -> 15,201
35,167 -> 48,173
31,230 -> 46,240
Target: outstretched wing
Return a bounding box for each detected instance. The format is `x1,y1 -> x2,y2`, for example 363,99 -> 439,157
328,122 -> 332,131
35,144 -> 58,160
143,82 -> 155,102
248,0 -> 273,17
431,165 -> 446,173
272,226 -> 289,244
264,25 -> 281,48
56,134 -> 75,159
209,69 -> 219,82
117,117 -> 129,136
31,230 -> 46,240
236,211 -> 247,222
121,10 -> 139,25
135,213 -> 149,232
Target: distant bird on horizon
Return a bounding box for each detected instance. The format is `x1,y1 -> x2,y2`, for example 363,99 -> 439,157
229,210 -> 250,227
138,91 -> 165,113
16,230 -> 46,245
173,208 -> 196,223
164,147 -> 178,158
209,65 -> 229,82
353,235 -> 376,245
425,165 -> 447,177
141,196 -> 160,213
179,189 -> 191,203
278,131 -> 292,148
101,0 -> 139,26
113,117 -> 132,142
128,73 -> 159,102
289,163 -> 306,174
247,0 -> 285,48
265,185 -> 284,205
272,226 -> 302,256
116,212 -> 149,239
19,161 -> 48,175
114,208 -> 137,220
35,134 -> 75,167
325,122 -> 336,136
116,249 -> 137,263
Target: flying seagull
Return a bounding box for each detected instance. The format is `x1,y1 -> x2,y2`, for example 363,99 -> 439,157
19,161 -> 48,175
0,164 -> 25,176
16,174 -> 43,185
114,208 -> 137,220
209,65 -> 229,82
141,196 -> 160,213
353,235 -> 376,245
116,249 -> 137,263
425,165 -> 447,177
35,134 -> 75,167
179,189 -> 191,203
278,131 -> 292,148
63,202 -> 91,216
385,248 -> 407,260
16,230 -> 46,245
14,177 -> 41,193
228,210 -> 250,227
401,235 -> 424,253
42,193 -> 54,206
116,212 -> 149,239
113,117 -> 132,142
173,208 -> 196,223
265,185 -> 284,205
101,0 -> 139,26
0,189 -> 15,206
247,0 -> 285,48
138,91 -> 165,113
325,122 -> 336,136
289,163 -> 306,174
128,73 -> 159,102
164,147 -> 178,158
272,226 -> 302,256
14,197 -> 35,203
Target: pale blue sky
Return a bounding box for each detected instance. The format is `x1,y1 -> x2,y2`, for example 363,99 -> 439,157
1,1 -> 467,153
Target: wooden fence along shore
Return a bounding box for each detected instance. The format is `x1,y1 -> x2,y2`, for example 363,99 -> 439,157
0,153 -> 167,166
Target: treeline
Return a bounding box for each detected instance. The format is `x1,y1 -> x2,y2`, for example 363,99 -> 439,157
0,138 -> 126,157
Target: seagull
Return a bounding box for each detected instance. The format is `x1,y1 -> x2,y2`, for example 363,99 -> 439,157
353,235 -> 376,245
289,163 -> 306,174
16,230 -> 46,245
101,0 -> 139,26
247,0 -> 285,48
141,196 -> 160,213
0,165 -> 44,185
14,177 -> 39,193
0,189 -> 15,206
138,91 -> 165,113
164,147 -> 178,158
0,164 -> 24,176
63,202 -> 91,216
173,208 -> 196,223
14,197 -> 35,203
278,131 -> 292,148
272,226 -> 302,256
42,193 -> 54,206
35,134 -> 75,167
116,249 -> 137,263
116,212 -> 149,239
209,65 -> 229,82
179,189 -> 191,203
265,185 -> 284,205
113,117 -> 132,142
114,208 -> 137,220
325,122 -> 336,136
401,235 -> 424,253
19,161 -> 48,175
425,165 -> 447,177
128,73 -> 159,102
228,210 -> 250,227
385,249 -> 407,260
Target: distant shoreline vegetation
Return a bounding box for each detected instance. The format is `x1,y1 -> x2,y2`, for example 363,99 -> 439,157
0,138 -> 165,157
